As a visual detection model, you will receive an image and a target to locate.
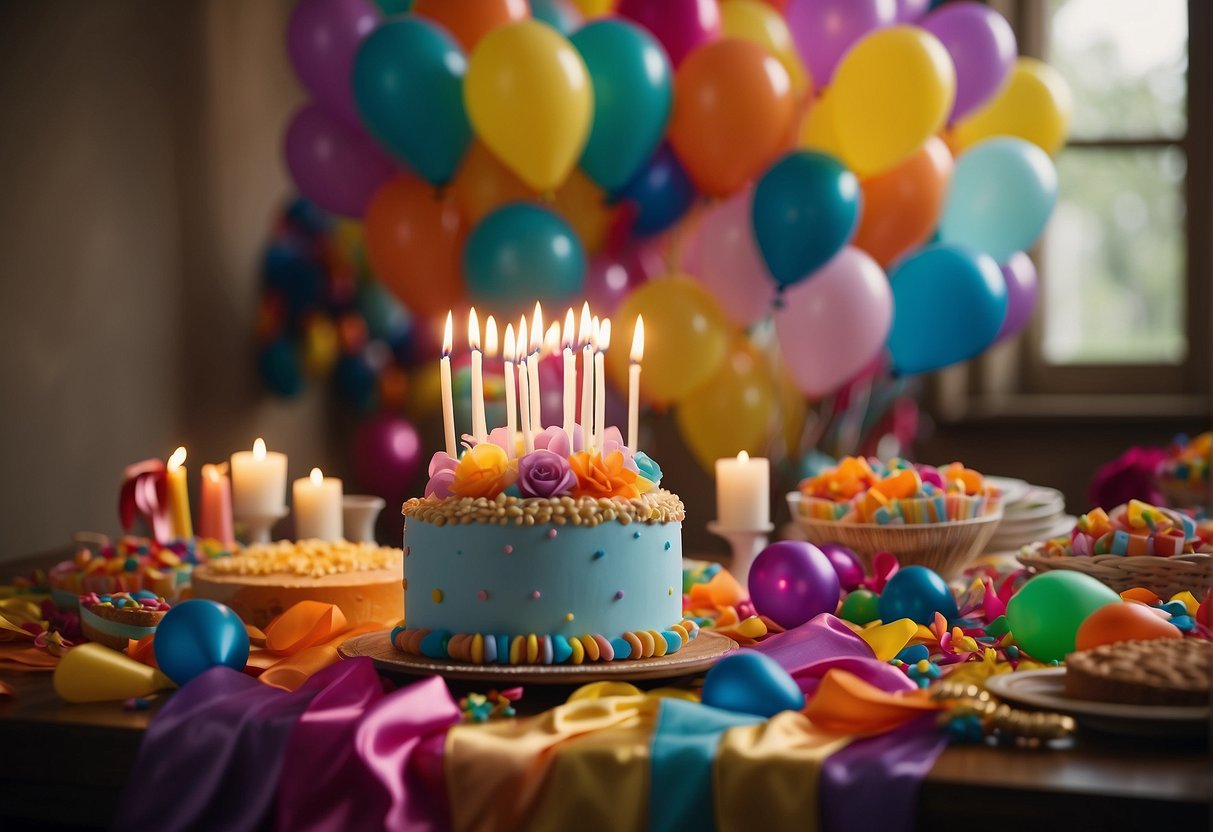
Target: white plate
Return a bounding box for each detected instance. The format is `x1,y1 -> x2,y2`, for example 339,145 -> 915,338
1001,488 -> 1066,522
986,476 -> 1031,506
985,669 -> 1210,738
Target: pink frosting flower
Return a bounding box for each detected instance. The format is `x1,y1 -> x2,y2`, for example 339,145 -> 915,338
517,450 -> 577,499
425,451 -> 457,500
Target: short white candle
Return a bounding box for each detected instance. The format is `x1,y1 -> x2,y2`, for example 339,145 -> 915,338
529,303 -> 543,432
293,467 -> 343,541
579,303 -> 593,451
231,438 -> 288,517
517,316 -> 534,453
628,315 -> 644,453
594,318 -> 610,454
503,323 -> 517,459
469,307 -> 487,445
561,308 -> 576,450
440,311 -> 456,458
715,451 -> 770,530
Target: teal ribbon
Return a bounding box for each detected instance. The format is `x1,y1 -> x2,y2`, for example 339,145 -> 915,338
80,605 -> 158,642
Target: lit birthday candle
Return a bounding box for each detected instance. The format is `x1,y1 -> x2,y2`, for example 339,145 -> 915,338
469,307 -> 486,445
199,462 -> 234,546
503,323 -> 517,459
518,316 -> 533,453
579,303 -> 593,449
562,308 -> 576,450
165,446 -> 192,539
231,438 -> 288,518
594,318 -> 610,453
440,311 -> 456,458
529,302 -> 543,432
293,467 -> 343,541
628,316 -> 644,453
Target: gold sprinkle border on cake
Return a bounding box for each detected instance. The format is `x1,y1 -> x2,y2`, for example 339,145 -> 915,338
203,539 -> 403,578
401,489 -> 685,527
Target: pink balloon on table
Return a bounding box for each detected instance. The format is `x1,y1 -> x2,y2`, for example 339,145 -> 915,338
785,0 -> 896,87
285,104 -> 397,218
920,1 -> 1017,122
352,413 -> 423,502
774,247 -> 893,398
616,0 -> 721,66
286,0 -> 382,127
686,189 -> 776,327
996,251 -> 1038,341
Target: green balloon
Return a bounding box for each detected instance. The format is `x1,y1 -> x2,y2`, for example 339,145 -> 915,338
839,589 -> 881,625
1006,571 -> 1120,662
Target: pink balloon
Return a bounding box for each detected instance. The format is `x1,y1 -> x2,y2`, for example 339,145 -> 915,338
352,413 -> 423,502
686,189 -> 776,327
582,246 -> 661,315
894,0 -> 930,22
287,0 -> 381,127
785,0 -> 896,86
284,104 -> 397,218
617,0 -> 721,66
774,248 -> 893,398
996,251 -> 1038,341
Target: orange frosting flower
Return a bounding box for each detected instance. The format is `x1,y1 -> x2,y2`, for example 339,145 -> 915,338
569,451 -> 640,500
450,443 -> 516,499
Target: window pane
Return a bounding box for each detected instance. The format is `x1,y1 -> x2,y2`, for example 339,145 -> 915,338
1042,146 -> 1186,365
1048,0 -> 1187,140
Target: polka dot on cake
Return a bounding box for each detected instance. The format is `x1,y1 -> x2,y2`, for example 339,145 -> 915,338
503,545 -> 513,554
476,590 -> 489,601
547,528 -> 558,539
431,588 -> 444,603
530,590 -> 541,600
632,531 -> 641,539
593,549 -> 605,560
614,590 -> 624,601
664,541 -> 671,551
565,612 -> 575,622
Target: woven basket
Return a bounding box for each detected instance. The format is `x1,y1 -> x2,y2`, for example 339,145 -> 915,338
1018,546 -> 1212,599
788,493 -> 1002,579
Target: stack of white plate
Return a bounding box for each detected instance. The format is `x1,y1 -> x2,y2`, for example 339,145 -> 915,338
986,477 -> 1075,553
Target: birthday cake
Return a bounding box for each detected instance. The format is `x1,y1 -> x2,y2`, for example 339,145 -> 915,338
79,590 -> 171,651
191,539 -> 403,629
394,426 -> 693,664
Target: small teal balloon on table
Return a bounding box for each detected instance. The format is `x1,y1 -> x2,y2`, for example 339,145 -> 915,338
154,600 -> 250,686
877,565 -> 958,625
702,651 -> 805,718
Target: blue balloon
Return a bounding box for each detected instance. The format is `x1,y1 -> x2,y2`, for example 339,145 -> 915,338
572,19 -> 673,193
464,203 -> 586,313
877,565 -> 959,626
886,243 -> 1007,375
752,151 -> 861,288
352,17 -> 471,186
154,600 -> 250,686
529,0 -> 582,35
336,351 -> 379,412
938,137 -> 1058,263
613,144 -> 696,237
259,339 -> 304,397
263,241 -> 324,319
702,652 -> 805,718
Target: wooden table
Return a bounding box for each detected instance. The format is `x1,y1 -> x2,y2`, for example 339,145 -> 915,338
1,554 -> 1209,831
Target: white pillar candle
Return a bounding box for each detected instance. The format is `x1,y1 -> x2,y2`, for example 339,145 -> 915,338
231,438 -> 288,517
579,302 -> 593,451
628,315 -> 644,453
293,467 -> 343,541
440,311 -> 456,458
561,308 -> 576,450
469,307 -> 486,445
594,319 -> 610,454
518,316 -> 534,453
715,451 -> 770,529
529,303 -> 543,432
503,323 -> 517,459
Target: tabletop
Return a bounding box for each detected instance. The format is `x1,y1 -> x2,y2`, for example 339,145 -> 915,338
1,552 -> 1209,831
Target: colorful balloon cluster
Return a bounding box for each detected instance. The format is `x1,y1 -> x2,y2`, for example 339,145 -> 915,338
283,0 -> 1069,468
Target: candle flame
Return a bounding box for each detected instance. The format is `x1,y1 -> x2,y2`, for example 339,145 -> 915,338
204,463 -> 225,483
504,323 -> 516,362
485,315 -> 498,358
517,316 -> 529,363
167,446 -> 187,471
578,302 -> 592,346
442,311 -> 453,357
468,307 -> 481,352
738,450 -> 749,463
544,321 -> 561,356
630,315 -> 644,363
310,467 -> 323,485
599,318 -> 612,351
253,438 -> 267,460
562,308 -> 575,350
530,303 -> 543,353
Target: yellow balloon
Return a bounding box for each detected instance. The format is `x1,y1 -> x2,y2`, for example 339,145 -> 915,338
830,26 -> 956,176
606,276 -> 731,406
552,169 -> 616,255
464,21 -> 594,193
675,338 -> 778,471
952,57 -> 1072,156
571,0 -> 615,17
720,0 -> 811,99
797,90 -> 846,160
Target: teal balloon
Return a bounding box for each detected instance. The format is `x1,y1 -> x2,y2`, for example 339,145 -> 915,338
887,243 -> 1007,375
938,137 -> 1058,263
375,0 -> 413,12
702,652 -> 805,718
571,19 -> 673,193
153,600 -> 250,686
464,203 -> 586,313
352,17 -> 471,186
529,0 -> 583,34
1006,571 -> 1120,663
752,151 -> 861,288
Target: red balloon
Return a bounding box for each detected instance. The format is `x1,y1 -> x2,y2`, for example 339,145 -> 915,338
617,0 -> 721,66
352,413 -> 423,502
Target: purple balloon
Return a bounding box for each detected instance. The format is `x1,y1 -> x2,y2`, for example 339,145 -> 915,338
785,0 -> 896,87
284,105 -> 397,218
352,413 -> 423,502
894,0 -> 930,22
996,251 -> 1038,341
287,0 -> 381,127
921,2 -> 1017,122
749,541 -> 841,629
582,246 -> 661,315
616,0 -> 721,67
818,543 -> 865,592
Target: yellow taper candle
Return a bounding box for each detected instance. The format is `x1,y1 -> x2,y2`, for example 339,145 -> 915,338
166,446 -> 192,539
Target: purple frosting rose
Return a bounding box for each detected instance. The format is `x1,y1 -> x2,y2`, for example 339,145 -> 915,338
517,449 -> 577,499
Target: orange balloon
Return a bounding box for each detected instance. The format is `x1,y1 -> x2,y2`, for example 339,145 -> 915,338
364,175 -> 466,318
552,169 -> 617,254
853,136 -> 953,268
412,0 -> 529,54
1074,602 -> 1182,652
452,141 -> 535,224
668,39 -> 797,197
